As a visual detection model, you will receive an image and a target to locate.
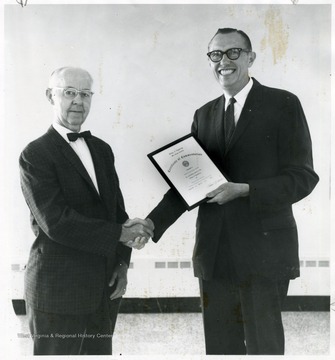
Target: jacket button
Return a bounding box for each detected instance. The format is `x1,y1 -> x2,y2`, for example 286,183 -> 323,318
263,232 -> 268,236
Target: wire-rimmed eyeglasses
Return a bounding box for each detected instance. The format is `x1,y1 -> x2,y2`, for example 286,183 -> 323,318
52,87 -> 94,99
207,48 -> 250,62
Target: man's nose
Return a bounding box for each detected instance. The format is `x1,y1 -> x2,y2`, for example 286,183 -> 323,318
72,93 -> 83,104
220,53 -> 230,63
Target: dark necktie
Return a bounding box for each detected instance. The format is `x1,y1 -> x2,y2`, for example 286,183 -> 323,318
67,130 -> 92,142
224,97 -> 236,145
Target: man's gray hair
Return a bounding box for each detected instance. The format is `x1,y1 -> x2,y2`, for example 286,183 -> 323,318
48,67 -> 93,88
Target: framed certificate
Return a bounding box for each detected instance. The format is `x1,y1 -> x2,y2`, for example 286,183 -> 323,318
148,134 -> 228,210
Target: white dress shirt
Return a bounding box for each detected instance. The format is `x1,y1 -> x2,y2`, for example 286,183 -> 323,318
223,77 -> 253,125
52,122 -> 100,194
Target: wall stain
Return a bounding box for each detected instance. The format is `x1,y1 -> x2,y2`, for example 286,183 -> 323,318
115,104 -> 122,125
263,8 -> 289,65
98,63 -> 103,95
153,31 -> 159,49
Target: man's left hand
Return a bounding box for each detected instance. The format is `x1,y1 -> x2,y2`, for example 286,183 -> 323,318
109,260 -> 128,300
206,182 -> 249,205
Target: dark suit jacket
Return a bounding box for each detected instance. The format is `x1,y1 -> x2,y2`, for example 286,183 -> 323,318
147,79 -> 319,281
19,126 -> 131,314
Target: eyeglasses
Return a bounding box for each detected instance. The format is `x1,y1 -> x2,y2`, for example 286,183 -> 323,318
207,48 -> 250,62
53,87 -> 94,99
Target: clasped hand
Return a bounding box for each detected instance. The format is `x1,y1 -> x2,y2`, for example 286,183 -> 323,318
119,218 -> 155,250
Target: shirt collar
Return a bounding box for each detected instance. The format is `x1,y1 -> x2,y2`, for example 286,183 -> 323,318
52,121 -> 77,143
223,77 -> 253,109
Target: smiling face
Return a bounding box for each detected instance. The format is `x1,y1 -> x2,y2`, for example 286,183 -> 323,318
46,68 -> 93,132
208,32 -> 256,96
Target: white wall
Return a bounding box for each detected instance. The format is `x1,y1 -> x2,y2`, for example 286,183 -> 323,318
2,3 -> 331,297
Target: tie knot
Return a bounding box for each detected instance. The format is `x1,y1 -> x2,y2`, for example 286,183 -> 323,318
228,97 -> 236,105
67,130 -> 92,142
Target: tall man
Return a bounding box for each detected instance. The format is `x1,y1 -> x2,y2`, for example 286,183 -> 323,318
145,28 -> 319,355
19,67 -> 153,355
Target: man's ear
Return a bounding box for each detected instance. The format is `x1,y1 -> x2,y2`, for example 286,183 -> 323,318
46,88 -> 54,105
208,57 -> 214,68
248,52 -> 256,68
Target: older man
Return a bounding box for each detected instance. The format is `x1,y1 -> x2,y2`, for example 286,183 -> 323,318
19,67 -> 153,355
145,28 -> 319,355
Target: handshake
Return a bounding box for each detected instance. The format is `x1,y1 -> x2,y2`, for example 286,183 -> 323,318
119,218 -> 155,250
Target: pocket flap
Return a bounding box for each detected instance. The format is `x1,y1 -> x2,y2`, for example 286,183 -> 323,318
261,214 -> 296,231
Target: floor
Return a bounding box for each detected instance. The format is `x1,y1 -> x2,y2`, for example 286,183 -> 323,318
12,312 -> 330,357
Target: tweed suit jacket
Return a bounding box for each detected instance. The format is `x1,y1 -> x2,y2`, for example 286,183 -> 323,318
19,126 -> 131,314
147,79 -> 319,281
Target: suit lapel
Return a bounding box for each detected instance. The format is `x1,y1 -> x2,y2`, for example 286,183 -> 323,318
85,139 -> 109,200
213,95 -> 227,160
46,127 -> 100,198
85,138 -> 117,216
225,79 -> 263,155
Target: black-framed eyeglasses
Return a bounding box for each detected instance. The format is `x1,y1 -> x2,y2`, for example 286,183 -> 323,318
53,87 -> 94,99
207,48 -> 250,62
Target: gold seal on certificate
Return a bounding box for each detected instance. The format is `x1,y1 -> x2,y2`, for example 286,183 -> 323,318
148,134 -> 228,210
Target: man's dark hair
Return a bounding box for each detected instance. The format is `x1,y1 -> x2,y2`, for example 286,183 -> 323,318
208,28 -> 253,51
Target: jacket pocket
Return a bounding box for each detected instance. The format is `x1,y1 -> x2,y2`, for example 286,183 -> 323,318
261,214 -> 296,231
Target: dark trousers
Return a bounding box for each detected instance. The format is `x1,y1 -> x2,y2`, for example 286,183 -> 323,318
27,293 -> 121,355
199,275 -> 289,355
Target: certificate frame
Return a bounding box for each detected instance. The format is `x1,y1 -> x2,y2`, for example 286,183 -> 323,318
148,134 -> 228,210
